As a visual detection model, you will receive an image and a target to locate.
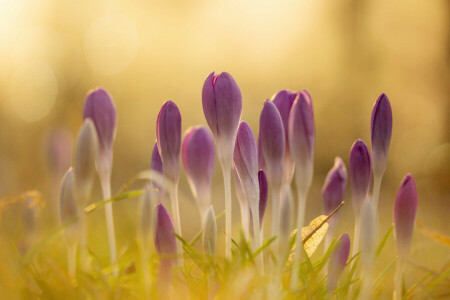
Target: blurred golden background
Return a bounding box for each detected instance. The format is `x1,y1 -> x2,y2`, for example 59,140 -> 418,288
0,0 -> 448,293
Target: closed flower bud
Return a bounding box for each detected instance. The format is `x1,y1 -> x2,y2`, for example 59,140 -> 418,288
73,119 -> 98,206
151,142 -> 165,203
322,157 -> 347,228
257,133 -> 266,171
327,233 -> 351,293
371,93 -> 392,177
156,101 -> 182,182
59,168 -> 80,241
154,203 -> 177,261
349,139 -> 371,215
82,88 -> 116,176
202,206 -> 217,255
250,170 -> 268,237
233,121 -> 259,209
202,72 -> 242,163
154,203 -> 177,282
182,126 -> 215,219
394,174 -> 418,258
259,100 -> 285,190
272,90 -> 297,184
288,90 -> 315,193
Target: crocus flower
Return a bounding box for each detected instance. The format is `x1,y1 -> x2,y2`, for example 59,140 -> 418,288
233,122 -> 259,209
156,100 -> 182,183
151,141 -> 165,203
371,93 -> 392,177
327,233 -> 351,294
59,168 -> 80,278
250,170 -> 268,237
59,168 -> 79,234
202,72 -> 242,163
46,129 -> 73,177
272,90 -> 297,185
233,121 -> 262,253
288,90 -> 315,194
182,126 -> 215,220
257,134 -> 266,171
394,174 -> 418,258
83,88 -> 116,177
73,119 -> 98,206
154,203 -> 177,279
202,206 -> 217,255
349,139 -> 371,215
259,100 -> 285,188
322,157 -> 347,227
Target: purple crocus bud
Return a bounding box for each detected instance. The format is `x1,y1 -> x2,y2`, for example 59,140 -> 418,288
349,139 -> 371,215
250,169 -> 268,237
322,157 -> 347,226
202,72 -> 242,163
202,206 -> 217,255
233,121 -> 259,209
259,100 -> 285,190
394,174 -> 418,258
73,119 -> 98,206
371,93 -> 392,177
182,126 -> 215,220
82,88 -> 116,176
46,129 -> 73,177
288,90 -> 315,194
150,142 -> 165,203
156,101 -> 182,182
272,90 -> 297,184
155,204 -> 177,268
327,233 -> 351,293
257,134 -> 266,171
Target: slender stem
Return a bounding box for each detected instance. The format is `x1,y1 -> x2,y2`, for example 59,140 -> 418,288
100,176 -> 117,276
394,256 -> 406,300
170,181 -> 183,265
67,243 -> 77,280
271,186 -> 281,239
372,174 -> 382,210
238,201 -> 249,240
79,212 -> 88,272
352,213 -> 361,260
290,192 -> 306,289
324,225 -> 335,253
251,204 -> 263,271
222,166 -> 232,260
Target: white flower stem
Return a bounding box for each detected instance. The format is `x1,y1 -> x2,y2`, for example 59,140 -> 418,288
394,256 -> 406,300
100,176 -> 117,276
67,242 -> 77,280
271,186 -> 281,240
222,166 -> 232,260
251,204 -> 263,271
238,201 -> 249,240
290,192 -> 306,289
372,174 -> 382,210
79,211 -> 88,272
170,181 -> 183,265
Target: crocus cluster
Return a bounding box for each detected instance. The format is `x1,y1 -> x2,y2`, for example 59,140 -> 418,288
51,73 -> 420,300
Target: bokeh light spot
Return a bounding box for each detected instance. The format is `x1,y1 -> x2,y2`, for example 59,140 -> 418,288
84,14 -> 139,76
9,60 -> 58,122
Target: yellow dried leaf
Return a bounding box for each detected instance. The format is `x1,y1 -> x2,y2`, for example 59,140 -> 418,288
301,215 -> 329,257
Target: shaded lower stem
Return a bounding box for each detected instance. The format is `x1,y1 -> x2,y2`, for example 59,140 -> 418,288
170,182 -> 183,265
100,176 -> 117,276
271,186 -> 281,239
251,205 -> 263,271
67,243 -> 77,280
79,212 -> 88,272
290,192 -> 306,289
222,167 -> 232,260
394,256 -> 406,300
